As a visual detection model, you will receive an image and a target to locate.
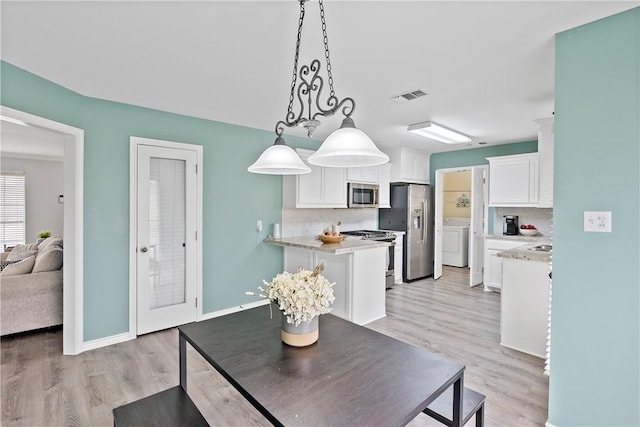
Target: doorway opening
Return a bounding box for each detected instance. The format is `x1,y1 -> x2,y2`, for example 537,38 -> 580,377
1,105 -> 84,355
434,165 -> 488,287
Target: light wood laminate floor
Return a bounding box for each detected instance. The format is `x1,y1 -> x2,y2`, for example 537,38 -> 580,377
1,266 -> 548,426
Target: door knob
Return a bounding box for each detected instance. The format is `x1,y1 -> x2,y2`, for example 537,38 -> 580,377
140,246 -> 148,253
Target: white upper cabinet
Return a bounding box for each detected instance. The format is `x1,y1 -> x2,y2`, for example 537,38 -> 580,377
377,163 -> 391,208
283,149 -> 347,208
535,117 -> 554,208
487,153 -> 539,207
388,147 -> 430,184
346,166 -> 379,184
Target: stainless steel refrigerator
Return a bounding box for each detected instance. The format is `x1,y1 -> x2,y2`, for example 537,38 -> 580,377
379,183 -> 434,281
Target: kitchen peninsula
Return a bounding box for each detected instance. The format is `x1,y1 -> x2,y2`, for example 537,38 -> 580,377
265,236 -> 392,325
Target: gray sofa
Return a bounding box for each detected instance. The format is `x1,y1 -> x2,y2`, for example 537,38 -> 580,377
0,237 -> 63,336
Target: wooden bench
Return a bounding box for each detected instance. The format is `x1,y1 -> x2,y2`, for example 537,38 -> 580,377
113,386 -> 208,427
423,385 -> 485,427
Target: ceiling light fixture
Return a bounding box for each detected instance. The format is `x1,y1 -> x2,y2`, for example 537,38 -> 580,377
407,121 -> 472,144
248,0 -> 388,175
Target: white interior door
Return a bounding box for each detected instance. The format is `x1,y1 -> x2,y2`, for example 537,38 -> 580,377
136,144 -> 198,335
433,170 -> 444,280
469,166 -> 487,287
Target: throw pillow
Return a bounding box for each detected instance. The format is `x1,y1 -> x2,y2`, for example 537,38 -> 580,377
32,247 -> 63,273
38,236 -> 63,251
1,255 -> 35,276
5,244 -> 38,262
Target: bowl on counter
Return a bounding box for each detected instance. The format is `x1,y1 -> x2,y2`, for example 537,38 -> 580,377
319,234 -> 344,243
519,229 -> 539,236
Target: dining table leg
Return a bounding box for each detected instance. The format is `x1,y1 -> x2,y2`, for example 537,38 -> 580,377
180,333 -> 187,391
452,375 -> 463,427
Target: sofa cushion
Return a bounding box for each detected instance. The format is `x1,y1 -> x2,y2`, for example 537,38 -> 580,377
1,255 -> 35,276
32,247 -> 63,273
5,244 -> 38,262
38,236 -> 63,251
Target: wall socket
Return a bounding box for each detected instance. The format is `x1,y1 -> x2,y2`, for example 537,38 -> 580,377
584,211 -> 612,232
256,220 -> 263,232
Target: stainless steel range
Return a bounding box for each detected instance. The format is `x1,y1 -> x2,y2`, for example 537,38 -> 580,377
341,230 -> 396,288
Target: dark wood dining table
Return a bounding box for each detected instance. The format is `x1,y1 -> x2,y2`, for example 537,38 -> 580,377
178,306 -> 465,427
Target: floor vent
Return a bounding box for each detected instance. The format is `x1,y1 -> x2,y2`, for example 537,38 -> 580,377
391,89 -> 427,103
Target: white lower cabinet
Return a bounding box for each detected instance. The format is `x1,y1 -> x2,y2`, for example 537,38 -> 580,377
501,258 -> 551,358
483,238 -> 525,291
283,246 -> 386,325
393,233 -> 404,284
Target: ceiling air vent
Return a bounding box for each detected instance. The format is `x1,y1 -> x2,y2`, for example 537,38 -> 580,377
391,89 -> 427,103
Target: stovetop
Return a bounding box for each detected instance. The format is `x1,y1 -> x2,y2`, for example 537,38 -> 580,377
341,230 -> 396,240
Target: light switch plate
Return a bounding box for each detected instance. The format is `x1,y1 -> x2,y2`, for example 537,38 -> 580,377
256,220 -> 263,232
584,211 -> 612,232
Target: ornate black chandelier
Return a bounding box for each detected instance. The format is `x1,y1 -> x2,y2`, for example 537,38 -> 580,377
248,0 -> 389,175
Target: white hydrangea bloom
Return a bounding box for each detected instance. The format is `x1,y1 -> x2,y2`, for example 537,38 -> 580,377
263,267 -> 336,326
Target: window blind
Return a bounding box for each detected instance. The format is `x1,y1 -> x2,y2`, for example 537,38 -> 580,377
0,171 -> 26,250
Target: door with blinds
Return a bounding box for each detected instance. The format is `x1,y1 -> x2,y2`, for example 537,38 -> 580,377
136,144 -> 198,335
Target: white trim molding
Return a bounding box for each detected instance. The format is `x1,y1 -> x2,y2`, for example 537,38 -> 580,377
82,332 -> 134,352
1,106 -> 84,356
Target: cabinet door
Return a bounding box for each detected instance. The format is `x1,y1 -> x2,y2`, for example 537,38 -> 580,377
297,162 -> 324,206
394,234 -> 403,283
347,166 -> 378,183
484,249 -> 503,290
489,159 -> 531,204
378,164 -> 391,208
315,252 -> 350,320
323,167 -> 347,207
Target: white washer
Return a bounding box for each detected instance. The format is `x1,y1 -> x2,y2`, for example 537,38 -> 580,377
442,218 -> 470,267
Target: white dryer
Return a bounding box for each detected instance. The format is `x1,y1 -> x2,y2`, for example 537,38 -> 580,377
442,218 -> 470,267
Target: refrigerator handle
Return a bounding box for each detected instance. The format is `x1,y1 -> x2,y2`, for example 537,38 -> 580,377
422,200 -> 427,241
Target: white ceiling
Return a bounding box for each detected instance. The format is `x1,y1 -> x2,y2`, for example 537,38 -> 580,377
1,1 -> 636,155
1,121 -> 65,160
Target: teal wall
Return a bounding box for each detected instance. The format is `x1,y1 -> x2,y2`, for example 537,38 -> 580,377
429,140 -> 538,184
1,61 -> 320,341
550,8 -> 639,426
430,141 -> 538,233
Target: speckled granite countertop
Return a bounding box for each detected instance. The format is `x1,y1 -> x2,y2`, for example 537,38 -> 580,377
264,236 -> 392,255
497,241 -> 552,263
485,234 -> 548,242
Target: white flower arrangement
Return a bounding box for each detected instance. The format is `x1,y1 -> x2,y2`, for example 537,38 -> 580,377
246,263 -> 335,326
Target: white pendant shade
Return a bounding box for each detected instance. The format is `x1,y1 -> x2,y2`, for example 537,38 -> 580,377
248,137 -> 311,175
307,118 -> 389,167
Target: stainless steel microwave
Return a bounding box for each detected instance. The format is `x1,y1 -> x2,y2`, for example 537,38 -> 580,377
348,183 -> 379,208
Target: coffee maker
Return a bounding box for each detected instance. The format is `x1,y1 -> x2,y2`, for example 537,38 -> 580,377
503,215 -> 519,235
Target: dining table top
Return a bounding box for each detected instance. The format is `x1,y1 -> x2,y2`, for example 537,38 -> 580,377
178,306 -> 465,426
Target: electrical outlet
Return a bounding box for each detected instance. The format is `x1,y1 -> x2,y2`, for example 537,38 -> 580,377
256,220 -> 263,232
584,211 -> 612,232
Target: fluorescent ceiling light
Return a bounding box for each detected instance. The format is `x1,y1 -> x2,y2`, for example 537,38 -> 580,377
407,121 -> 471,144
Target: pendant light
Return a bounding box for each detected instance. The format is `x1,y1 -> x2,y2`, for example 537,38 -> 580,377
248,0 -> 388,175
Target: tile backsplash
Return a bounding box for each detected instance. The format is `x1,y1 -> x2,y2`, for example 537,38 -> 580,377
282,208 -> 378,237
493,207 -> 553,237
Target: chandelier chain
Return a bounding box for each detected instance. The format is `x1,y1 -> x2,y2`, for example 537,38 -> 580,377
287,0 -> 306,115
318,0 -> 335,97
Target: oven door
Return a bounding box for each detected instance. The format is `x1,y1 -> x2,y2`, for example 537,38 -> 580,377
348,183 -> 379,208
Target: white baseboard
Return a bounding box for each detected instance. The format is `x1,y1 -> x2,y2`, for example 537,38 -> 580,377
80,300 -> 270,352
82,332 -> 135,352
200,299 -> 271,321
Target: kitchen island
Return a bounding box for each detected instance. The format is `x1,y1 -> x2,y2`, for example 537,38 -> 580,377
265,236 -> 392,325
